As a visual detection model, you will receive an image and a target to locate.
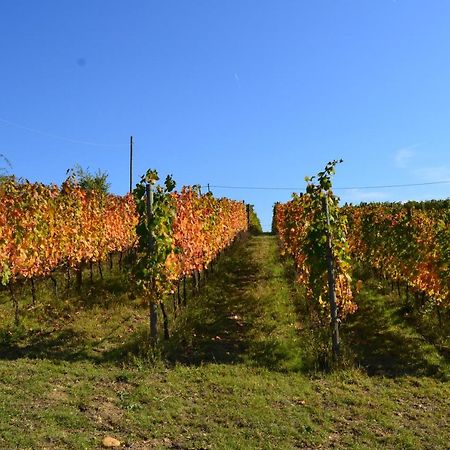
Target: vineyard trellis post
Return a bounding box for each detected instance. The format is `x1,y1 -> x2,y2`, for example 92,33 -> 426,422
129,136 -> 133,194
146,182 -> 158,345
322,194 -> 340,360
246,203 -> 250,229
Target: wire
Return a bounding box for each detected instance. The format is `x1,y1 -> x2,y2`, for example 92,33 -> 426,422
202,180 -> 450,191
1,115 -> 448,191
0,117 -> 128,148
336,181 -> 450,190
203,185 -> 297,191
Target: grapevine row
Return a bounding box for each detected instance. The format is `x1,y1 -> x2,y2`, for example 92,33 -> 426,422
344,201 -> 450,307
170,187 -> 248,279
0,179 -> 137,284
274,194 -> 357,318
0,178 -> 248,290
273,161 -> 357,320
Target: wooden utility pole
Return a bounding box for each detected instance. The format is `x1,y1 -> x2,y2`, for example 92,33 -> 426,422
129,136 -> 133,193
323,195 -> 340,360
146,182 -> 158,345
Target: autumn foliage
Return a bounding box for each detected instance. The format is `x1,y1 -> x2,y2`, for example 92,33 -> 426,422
0,179 -> 138,284
344,202 -> 450,307
169,187 -> 248,279
0,178 -> 247,289
274,194 -> 357,318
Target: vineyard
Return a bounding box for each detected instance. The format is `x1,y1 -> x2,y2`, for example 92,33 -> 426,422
0,176 -> 247,283
274,160 -> 449,362
344,200 -> 450,307
0,178 -> 137,284
275,191 -> 450,312
1,164 -> 449,351
273,190 -> 356,317
275,189 -> 449,311
0,173 -> 248,339
0,166 -> 449,449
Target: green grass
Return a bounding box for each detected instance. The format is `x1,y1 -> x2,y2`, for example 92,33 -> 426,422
1,358 -> 449,449
0,235 -> 449,449
344,281 -> 450,379
165,235 -> 303,371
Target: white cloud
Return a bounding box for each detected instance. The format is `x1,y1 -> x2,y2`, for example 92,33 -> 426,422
394,144 -> 421,168
234,72 -> 241,87
340,189 -> 390,204
413,165 -> 450,182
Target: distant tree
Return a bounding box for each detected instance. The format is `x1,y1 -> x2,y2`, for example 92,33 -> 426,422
0,154 -> 13,183
68,164 -> 110,194
248,204 -> 263,234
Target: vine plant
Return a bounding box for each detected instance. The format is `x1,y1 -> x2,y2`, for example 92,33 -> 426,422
274,160 -> 356,361
304,159 -> 354,358
133,169 -> 177,344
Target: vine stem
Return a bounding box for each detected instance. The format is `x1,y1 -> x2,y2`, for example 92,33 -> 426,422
323,194 -> 340,360
9,282 -> 19,326
146,182 -> 159,346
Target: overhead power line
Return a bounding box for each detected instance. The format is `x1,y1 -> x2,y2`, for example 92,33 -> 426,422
0,117 -> 127,148
336,180 -> 450,190
1,115 -> 448,191
202,180 -> 450,191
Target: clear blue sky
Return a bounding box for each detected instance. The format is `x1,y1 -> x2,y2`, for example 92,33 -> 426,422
1,1 -> 450,230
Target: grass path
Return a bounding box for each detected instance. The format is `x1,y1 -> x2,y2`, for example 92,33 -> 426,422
0,234 -> 449,449
167,234 -> 302,371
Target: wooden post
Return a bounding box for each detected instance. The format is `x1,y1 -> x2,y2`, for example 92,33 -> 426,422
129,136 -> 133,193
192,272 -> 197,295
50,275 -> 58,297
177,280 -> 182,308
9,282 -> 19,326
97,262 -> 103,280
173,292 -> 178,317
246,203 -> 250,230
30,277 -> 37,305
160,302 -> 170,340
146,183 -> 158,345
323,195 -> 340,360
66,266 -> 71,291
76,263 -> 83,292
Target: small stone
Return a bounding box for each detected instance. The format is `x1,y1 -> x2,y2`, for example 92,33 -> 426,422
102,436 -> 121,447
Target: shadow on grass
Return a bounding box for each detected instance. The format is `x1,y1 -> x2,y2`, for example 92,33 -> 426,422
165,238 -> 262,365
279,252 -> 448,378
343,289 -> 448,378
0,265 -> 141,363
66,271 -> 134,310
0,328 -> 94,362
0,317 -> 146,364
0,236 -> 297,371
2,235 -> 444,378
164,236 -> 300,371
